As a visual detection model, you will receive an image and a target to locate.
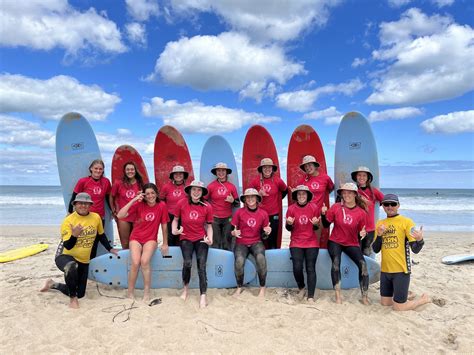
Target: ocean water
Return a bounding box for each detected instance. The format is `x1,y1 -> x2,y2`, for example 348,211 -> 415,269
0,186 -> 473,232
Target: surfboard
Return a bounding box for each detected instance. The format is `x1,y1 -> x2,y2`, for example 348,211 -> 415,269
334,112 -> 381,221
0,244 -> 49,263
200,135 -> 240,194
287,124 -> 331,248
247,248 -> 380,290
88,247 -> 257,289
111,145 -> 149,185
55,112 -> 114,256
441,254 -> 474,265
242,125 -> 283,248
154,126 -> 194,192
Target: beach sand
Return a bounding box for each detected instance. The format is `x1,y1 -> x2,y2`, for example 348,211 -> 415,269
1,225 -> 473,354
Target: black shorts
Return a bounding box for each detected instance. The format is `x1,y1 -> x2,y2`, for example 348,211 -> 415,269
380,272 -> 410,303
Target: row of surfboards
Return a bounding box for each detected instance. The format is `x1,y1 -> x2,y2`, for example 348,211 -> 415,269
55,111 -> 381,289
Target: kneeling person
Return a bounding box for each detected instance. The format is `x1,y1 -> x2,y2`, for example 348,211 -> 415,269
373,194 -> 431,311
40,193 -> 118,308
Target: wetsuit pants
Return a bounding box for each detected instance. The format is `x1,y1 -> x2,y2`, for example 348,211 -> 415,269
180,239 -> 208,295
263,214 -> 279,250
52,254 -> 89,298
234,241 -> 267,287
290,247 -> 319,298
167,213 -> 181,246
359,231 -> 375,256
211,216 -> 233,250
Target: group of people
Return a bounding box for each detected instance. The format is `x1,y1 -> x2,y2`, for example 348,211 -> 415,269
41,155 -> 431,311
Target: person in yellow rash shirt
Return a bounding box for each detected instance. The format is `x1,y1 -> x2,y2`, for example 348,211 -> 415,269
373,194 -> 431,311
40,193 -> 118,309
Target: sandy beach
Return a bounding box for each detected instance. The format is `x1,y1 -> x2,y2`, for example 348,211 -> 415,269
1,225 -> 473,354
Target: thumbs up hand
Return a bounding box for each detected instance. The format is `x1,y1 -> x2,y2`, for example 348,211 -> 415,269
360,225 -> 367,239
321,203 -> 328,215
286,216 -> 295,225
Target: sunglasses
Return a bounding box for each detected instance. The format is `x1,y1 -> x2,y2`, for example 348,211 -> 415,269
382,202 -> 398,207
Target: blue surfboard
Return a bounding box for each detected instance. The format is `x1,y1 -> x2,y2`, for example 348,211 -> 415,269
246,249 -> 380,290
55,112 -> 113,255
334,112 -> 381,221
199,135 -> 240,196
88,246 -> 257,289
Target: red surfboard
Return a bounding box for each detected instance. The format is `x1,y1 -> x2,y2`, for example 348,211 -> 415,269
287,125 -> 331,248
154,125 -> 194,192
111,145 -> 149,185
242,125 -> 283,249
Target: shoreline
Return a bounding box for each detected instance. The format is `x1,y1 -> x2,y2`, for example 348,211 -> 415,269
1,226 -> 473,353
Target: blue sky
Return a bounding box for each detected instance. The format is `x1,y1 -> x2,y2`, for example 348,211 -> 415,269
1,0 -> 473,188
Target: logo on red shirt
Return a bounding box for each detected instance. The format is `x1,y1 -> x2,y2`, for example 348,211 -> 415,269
299,215 -> 309,225
172,189 -> 182,197
217,186 -> 227,195
262,184 -> 271,193
145,213 -> 155,222
126,190 -> 136,199
247,218 -> 257,227
311,182 -> 320,190
343,214 -> 353,225
189,211 -> 199,220
93,186 -> 102,195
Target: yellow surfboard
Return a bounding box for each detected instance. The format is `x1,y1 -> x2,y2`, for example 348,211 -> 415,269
0,244 -> 49,263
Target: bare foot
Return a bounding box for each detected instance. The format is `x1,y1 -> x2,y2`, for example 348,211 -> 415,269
360,296 -> 370,305
258,287 -> 265,298
69,297 -> 79,309
307,297 -> 315,302
233,287 -> 243,298
40,279 -> 54,292
335,290 -> 342,304
143,291 -> 151,303
297,288 -> 306,301
408,291 -> 416,301
200,294 -> 208,308
127,290 -> 135,300
419,293 -> 432,306
180,286 -> 188,301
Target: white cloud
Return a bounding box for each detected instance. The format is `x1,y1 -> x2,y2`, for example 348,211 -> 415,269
432,0 -> 454,8
125,22 -> 147,46
0,0 -> 126,56
126,0 -> 159,21
303,106 -> 343,125
0,115 -> 55,148
0,74 -> 121,120
368,107 -> 423,122
387,0 -> 412,7
148,32 -> 305,100
168,0 -> 342,43
276,79 -> 364,112
142,97 -> 280,133
367,8 -> 474,105
420,110 -> 474,134
351,57 -> 367,68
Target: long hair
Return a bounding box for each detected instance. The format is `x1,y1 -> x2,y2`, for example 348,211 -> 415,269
142,183 -> 160,203
340,191 -> 368,212
88,159 -> 105,177
122,161 -> 144,189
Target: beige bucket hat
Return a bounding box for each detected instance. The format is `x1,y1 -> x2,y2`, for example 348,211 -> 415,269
291,185 -> 313,202
239,188 -> 262,203
184,180 -> 208,196
351,166 -> 373,183
299,155 -> 320,171
169,165 -> 189,180
211,162 -> 232,176
257,158 -> 277,173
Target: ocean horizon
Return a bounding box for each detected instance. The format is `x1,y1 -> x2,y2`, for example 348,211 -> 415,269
0,185 -> 473,232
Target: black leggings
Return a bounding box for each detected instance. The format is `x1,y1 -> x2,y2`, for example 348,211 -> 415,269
180,239 -> 209,295
263,214 -> 279,250
167,214 -> 181,247
328,240 -> 369,295
359,231 -> 375,256
211,216 -> 233,250
234,241 -> 267,287
52,254 -> 89,298
290,247 -> 319,298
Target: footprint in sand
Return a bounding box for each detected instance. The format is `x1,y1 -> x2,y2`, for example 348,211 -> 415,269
432,296 -> 447,307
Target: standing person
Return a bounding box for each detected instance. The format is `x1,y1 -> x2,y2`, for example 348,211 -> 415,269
40,193 -> 118,308
320,182 -> 370,305
206,162 -> 239,250
351,166 -> 384,256
69,159 -> 112,258
231,188 -> 271,298
249,158 -> 287,249
109,161 -> 144,249
161,165 -> 189,247
172,180 -> 213,308
285,185 -> 320,302
117,183 -> 169,302
296,155 -> 334,247
373,194 -> 431,311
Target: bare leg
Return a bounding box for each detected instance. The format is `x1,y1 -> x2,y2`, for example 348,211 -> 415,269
233,287 -> 243,297
200,294 -> 208,308
258,286 -> 266,298
140,241 -> 157,302
69,297 -> 79,309
117,220 -> 132,249
335,284 -> 342,304
128,241 -> 143,299
40,278 -> 54,292
393,293 -> 431,311
180,285 -> 189,301
380,296 -> 393,306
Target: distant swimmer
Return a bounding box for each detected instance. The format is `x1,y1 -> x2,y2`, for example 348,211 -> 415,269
40,193 -> 118,309
373,194 -> 431,311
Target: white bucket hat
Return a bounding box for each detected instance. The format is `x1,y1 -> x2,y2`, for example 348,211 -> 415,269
169,165 -> 189,180
337,182 -> 359,195
211,162 -> 232,175
351,166 -> 373,183
257,158 -> 277,173
291,185 -> 313,202
184,180 -> 208,196
299,155 -> 320,171
240,188 -> 262,203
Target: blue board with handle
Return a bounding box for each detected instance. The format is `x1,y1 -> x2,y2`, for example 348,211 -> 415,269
88,246 -> 257,289
246,248 -> 380,290
55,112 -> 114,255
